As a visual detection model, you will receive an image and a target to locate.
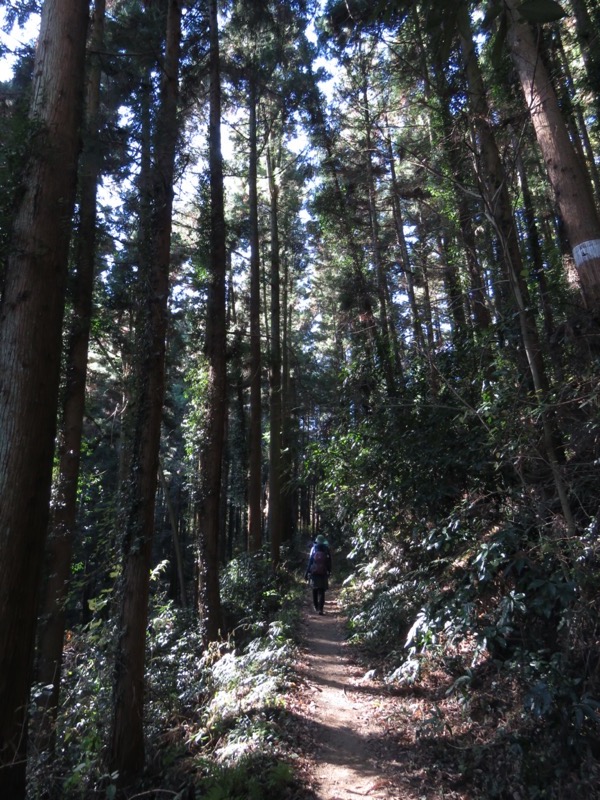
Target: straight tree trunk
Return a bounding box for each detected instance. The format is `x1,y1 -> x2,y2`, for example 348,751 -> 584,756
505,0 -> 600,309
117,77 -> 153,495
0,2 -> 89,795
513,134 -> 555,343
386,136 -> 426,354
429,65 -> 492,337
458,4 -> 543,383
417,7 -> 492,342
280,251 -> 295,543
109,0 -> 181,780
360,72 -> 397,397
33,0 -> 106,753
267,143 -> 283,567
197,0 -> 227,643
458,3 -> 575,532
158,461 -> 187,607
417,226 -> 436,354
550,28 -> 600,201
307,91 -> 379,374
439,233 -> 468,343
248,79 -> 262,553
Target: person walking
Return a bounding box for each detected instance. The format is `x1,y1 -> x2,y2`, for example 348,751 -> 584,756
305,534 -> 332,614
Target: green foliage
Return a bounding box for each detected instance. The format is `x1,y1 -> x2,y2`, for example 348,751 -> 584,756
1,1 -> 41,30
308,385 -> 491,566
26,562 -> 303,798
27,611 -> 117,798
198,619 -> 294,752
343,554 -> 422,657
220,550 -> 289,640
11,0 -> 600,796
221,548 -> 298,644
182,359 -> 209,459
199,756 -> 296,800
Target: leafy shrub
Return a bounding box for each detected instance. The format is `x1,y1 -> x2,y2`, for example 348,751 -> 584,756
27,607 -> 118,798
26,562 -> 303,799
199,755 -> 296,800
342,554 -> 422,660
220,549 -> 283,639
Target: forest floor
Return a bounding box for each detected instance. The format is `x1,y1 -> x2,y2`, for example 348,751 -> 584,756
289,588 -> 471,800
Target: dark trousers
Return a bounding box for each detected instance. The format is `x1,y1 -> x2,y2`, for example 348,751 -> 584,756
313,588 -> 325,611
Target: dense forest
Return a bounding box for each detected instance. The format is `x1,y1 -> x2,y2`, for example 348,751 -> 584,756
1,0 -> 600,797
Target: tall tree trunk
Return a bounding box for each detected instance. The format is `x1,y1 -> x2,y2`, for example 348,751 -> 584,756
505,0 -> 600,309
0,2 -> 88,795
109,0 -> 181,780
458,4 -> 542,383
280,251 -> 294,543
550,28 -> 600,202
386,135 -> 426,353
267,143 -> 283,567
248,79 -> 262,553
117,76 -> 153,495
33,0 -> 106,754
458,3 -> 575,532
360,72 -> 397,397
197,0 -> 226,643
416,226 -> 437,381
513,134 -> 555,343
307,89 -> 379,373
429,63 -> 493,337
439,232 -> 468,343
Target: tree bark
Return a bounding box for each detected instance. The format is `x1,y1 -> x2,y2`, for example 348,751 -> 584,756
280,250 -> 295,543
267,143 -> 283,567
549,27 -> 600,202
360,70 -> 397,397
109,0 -> 181,780
386,135 -> 426,354
197,0 -> 226,643
512,133 -> 555,344
459,3 -> 574,531
429,62 -> 493,337
505,0 -> 600,309
158,461 -> 187,608
33,0 -> 106,754
458,3 -> 542,380
0,1 -> 89,795
248,79 -> 262,553
439,232 -> 468,343
570,0 -> 600,126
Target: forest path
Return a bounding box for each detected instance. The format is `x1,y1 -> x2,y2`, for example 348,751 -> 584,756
293,589 -> 422,800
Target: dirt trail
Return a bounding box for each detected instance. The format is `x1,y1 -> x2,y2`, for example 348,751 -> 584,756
295,590 -> 416,800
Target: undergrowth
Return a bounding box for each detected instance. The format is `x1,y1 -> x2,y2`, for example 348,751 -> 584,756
27,549 -> 306,800
338,500 -> 600,799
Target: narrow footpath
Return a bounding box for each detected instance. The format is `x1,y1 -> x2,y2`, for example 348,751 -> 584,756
293,590 -> 422,800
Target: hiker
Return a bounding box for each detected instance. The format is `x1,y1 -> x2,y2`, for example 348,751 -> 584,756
305,534 -> 332,614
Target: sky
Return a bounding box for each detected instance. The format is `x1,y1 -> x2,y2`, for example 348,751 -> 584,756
0,6 -> 335,89
0,10 -> 39,81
